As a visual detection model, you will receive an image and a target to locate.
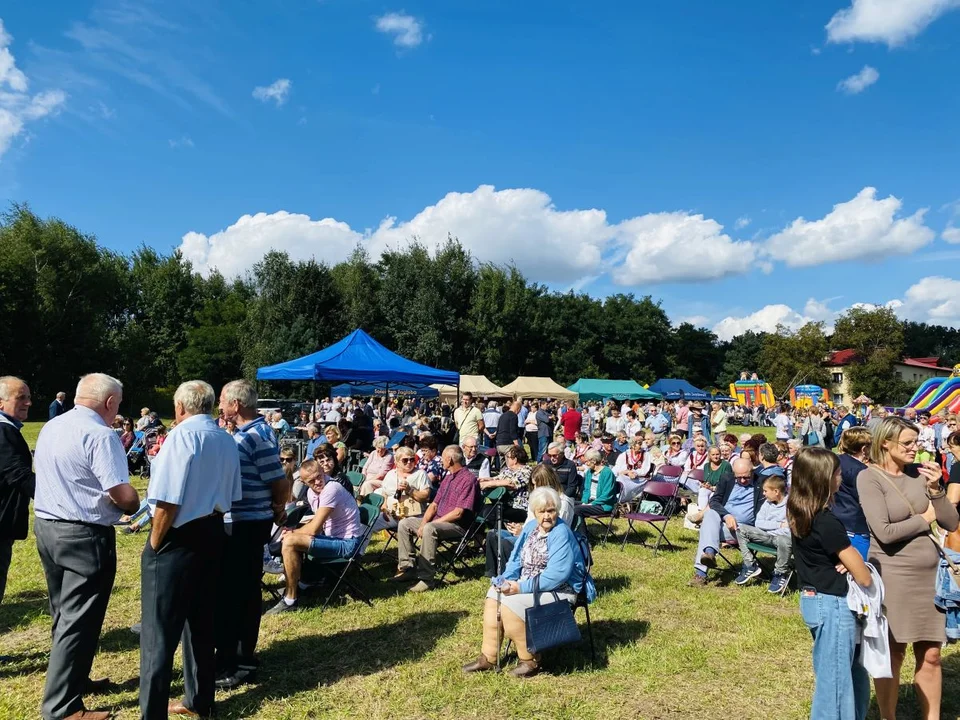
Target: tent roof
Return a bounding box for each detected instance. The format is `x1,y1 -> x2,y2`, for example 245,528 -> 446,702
331,383 -> 438,399
566,378 -> 661,401
499,376 -> 578,401
431,375 -> 510,404
256,329 -> 460,385
648,378 -> 712,401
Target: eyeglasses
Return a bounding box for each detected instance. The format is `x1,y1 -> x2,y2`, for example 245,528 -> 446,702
734,474 -> 753,480
896,440 -> 919,449
399,457 -> 416,464
670,441 -> 681,446
281,457 -> 295,464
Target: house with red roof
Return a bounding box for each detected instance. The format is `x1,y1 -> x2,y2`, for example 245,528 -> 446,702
824,350 -> 952,405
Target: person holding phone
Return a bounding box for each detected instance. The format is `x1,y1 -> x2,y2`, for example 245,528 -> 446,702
857,416 -> 959,720
789,447 -> 873,720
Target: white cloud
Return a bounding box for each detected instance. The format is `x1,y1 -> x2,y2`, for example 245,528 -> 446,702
826,0 -> 960,47
734,216 -> 751,230
168,135 -> 193,149
252,78 -> 291,107
375,12 -> 425,48
677,315 -> 710,328
89,100 -> 115,119
613,213 -> 754,284
943,226 -> 960,244
764,187 -> 935,267
713,305 -> 817,342
896,276 -> 960,326
837,65 -> 879,94
0,19 -> 66,161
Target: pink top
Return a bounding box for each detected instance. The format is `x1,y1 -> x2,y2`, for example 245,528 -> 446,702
309,479 -> 361,539
362,450 -> 395,481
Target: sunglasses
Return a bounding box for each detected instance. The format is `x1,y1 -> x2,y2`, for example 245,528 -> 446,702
670,441 -> 681,446
281,457 -> 295,463
399,457 -> 417,464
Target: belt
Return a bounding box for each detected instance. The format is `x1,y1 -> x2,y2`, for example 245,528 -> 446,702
35,516 -> 114,531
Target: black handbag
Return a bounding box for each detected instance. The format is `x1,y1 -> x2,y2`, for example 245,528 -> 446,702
524,574 -> 581,653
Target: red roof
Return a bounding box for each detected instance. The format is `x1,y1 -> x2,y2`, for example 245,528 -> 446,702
826,349 -> 859,366
899,357 -> 953,371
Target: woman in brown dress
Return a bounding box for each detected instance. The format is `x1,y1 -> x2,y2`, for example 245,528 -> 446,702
857,416 -> 959,720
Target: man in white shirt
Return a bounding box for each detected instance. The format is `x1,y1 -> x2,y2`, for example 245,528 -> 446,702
773,404 -> 793,440
34,374 -> 140,720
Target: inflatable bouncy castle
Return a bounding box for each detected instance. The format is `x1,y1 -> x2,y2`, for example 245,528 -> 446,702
730,373 -> 776,408
904,365 -> 960,415
790,384 -> 830,409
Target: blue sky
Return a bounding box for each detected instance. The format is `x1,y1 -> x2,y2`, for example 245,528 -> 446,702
1,0 -> 959,340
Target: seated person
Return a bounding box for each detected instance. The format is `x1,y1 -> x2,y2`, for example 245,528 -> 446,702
461,438 -> 492,479
393,445 -> 479,592
480,445 -> 532,523
373,446 -> 430,532
575,449 -> 617,526
689,457 -> 763,587
267,459 -> 363,613
663,433 -> 688,468
357,436 -> 395,496
271,411 -> 292,436
417,435 -> 444,489
464,486 -> 595,678
571,432 -> 592,464
613,437 -> 652,502
735,474 -> 791,593
312,445 -> 355,499
599,434 -> 620,466
146,425 -> 167,456
485,464 -> 574,577
304,422 -> 324,458
681,432 -> 710,491
119,419 -> 136,451
541,441 -> 581,499
613,431 -> 629,454
323,425 -> 348,464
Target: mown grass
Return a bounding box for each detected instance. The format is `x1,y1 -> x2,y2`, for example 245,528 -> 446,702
6,421 -> 958,719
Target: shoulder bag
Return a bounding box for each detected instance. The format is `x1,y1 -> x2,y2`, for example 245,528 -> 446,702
524,574 -> 581,653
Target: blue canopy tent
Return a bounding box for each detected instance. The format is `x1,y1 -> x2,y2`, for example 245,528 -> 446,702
331,383 -> 439,399
648,378 -> 712,401
257,329 -> 460,393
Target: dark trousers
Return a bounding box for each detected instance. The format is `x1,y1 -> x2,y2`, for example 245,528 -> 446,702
35,519 -> 116,720
525,431 -> 539,463
574,503 -> 610,532
214,519 -> 272,673
0,536 -> 13,604
484,530 -> 517,577
140,514 -> 224,719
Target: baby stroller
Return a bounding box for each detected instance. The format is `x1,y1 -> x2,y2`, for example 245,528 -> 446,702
127,428 -> 161,478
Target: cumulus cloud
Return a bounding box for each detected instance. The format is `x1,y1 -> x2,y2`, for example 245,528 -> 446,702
943,226 -> 960,244
764,187 -> 934,267
613,213 -> 754,284
713,305 -> 818,342
252,78 -> 291,106
734,216 -> 751,230
826,0 -> 960,47
896,276 -> 960,326
0,19 -> 66,161
837,65 -> 879,94
374,12 -> 425,48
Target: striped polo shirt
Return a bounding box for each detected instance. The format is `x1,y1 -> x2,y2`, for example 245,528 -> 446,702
225,415 -> 285,523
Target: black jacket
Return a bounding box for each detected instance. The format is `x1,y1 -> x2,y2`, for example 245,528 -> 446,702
495,410 -> 520,446
708,472 -> 764,520
0,420 -> 35,541
543,457 -> 582,499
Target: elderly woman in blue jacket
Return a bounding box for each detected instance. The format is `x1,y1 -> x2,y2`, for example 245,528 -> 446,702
463,486 -> 595,678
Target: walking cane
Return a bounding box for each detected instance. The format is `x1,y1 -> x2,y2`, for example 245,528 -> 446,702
495,498 -> 503,672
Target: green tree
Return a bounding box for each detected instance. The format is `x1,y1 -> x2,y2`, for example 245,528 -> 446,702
758,322 -> 831,398
331,245 -> 380,332
832,307 -> 906,403
716,331 -> 766,387
668,323 -> 723,390
597,294 -> 674,383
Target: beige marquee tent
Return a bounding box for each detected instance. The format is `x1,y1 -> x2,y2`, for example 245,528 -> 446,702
499,376 -> 578,401
431,374 -> 510,404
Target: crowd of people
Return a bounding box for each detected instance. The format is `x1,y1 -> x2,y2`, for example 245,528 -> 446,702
3,377 -> 960,719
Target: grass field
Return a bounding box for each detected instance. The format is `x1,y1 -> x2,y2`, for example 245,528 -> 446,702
4,423 -> 960,719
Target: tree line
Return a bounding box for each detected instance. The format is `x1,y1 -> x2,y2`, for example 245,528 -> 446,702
1,205 -> 957,417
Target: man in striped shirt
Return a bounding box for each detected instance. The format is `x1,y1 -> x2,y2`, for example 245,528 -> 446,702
214,380 -> 288,690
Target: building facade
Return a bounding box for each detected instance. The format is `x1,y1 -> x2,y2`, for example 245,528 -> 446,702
824,351 -> 952,406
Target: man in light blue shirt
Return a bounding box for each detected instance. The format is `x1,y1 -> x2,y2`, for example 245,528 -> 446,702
34,373 -> 140,720
139,380 -> 241,720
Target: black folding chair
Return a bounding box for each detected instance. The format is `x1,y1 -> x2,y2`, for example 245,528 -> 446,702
436,487 -> 506,584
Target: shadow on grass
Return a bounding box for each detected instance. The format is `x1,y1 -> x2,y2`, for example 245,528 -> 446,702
594,574 -> 631,596
0,648 -> 48,679
99,624 -> 141,653
216,610 -> 468,718
0,589 -> 48,631
544,618 -> 650,672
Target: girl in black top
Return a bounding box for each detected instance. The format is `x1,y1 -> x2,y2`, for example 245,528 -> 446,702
788,448 -> 872,720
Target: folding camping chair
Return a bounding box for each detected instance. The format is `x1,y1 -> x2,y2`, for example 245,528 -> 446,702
619,481 -> 681,554
435,487 -> 507,584
580,481 -> 622,547
347,470 -> 364,492
655,464 -> 683,483
745,541 -> 795,597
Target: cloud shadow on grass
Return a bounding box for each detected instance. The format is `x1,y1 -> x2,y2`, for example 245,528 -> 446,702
216,609 -> 468,717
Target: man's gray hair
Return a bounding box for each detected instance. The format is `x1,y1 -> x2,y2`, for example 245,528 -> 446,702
56,391 -> 66,400
0,376 -> 26,401
548,441 -> 565,454
443,444 -> 465,466
221,379 -> 257,409
174,380 -> 215,416
307,422 -> 321,435
75,373 -> 123,404
528,486 -> 561,515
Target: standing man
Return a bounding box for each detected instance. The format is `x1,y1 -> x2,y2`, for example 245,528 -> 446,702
560,399 -> 582,449
214,380 -> 288,689
48,391 -> 67,420
453,392 -> 484,446
139,381 -> 242,720
34,374 -> 140,720
481,401 -> 500,451
495,400 -> 521,460
0,376 -> 35,605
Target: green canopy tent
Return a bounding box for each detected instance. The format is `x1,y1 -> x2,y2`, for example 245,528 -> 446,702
566,378 -> 661,402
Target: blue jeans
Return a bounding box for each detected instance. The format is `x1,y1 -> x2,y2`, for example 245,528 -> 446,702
799,590 -> 869,720
537,436 -> 548,462
308,535 -> 362,560
846,532 -> 870,562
